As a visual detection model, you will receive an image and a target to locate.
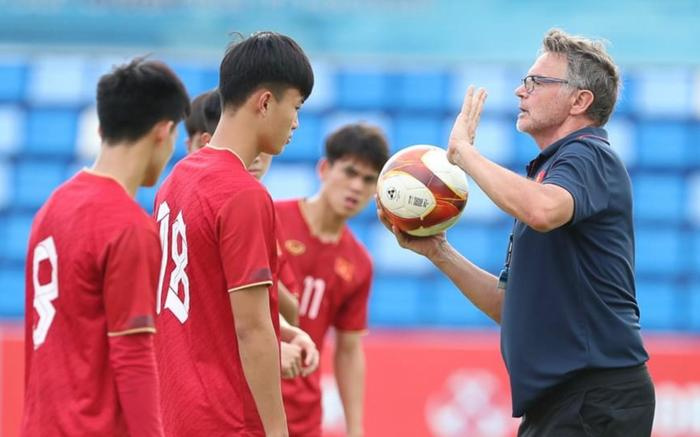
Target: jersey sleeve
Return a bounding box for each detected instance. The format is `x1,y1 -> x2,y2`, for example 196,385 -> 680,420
543,142 -> 610,225
104,223 -> 160,336
334,259 -> 373,332
217,187 -> 276,292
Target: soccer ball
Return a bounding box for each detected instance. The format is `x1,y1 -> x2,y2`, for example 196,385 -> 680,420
377,145 -> 468,237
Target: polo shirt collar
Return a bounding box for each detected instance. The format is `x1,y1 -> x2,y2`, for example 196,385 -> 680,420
526,126 -> 608,176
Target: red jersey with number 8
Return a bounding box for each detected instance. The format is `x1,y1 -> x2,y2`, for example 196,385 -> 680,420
22,170 -> 161,436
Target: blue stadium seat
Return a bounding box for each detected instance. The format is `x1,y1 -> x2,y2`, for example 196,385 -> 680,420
635,279 -> 677,330
25,108 -> 79,156
0,57 -> 28,102
605,117 -> 636,167
170,63 -> 217,99
614,72 -> 637,115
0,105 -> 24,155
459,115 -> 514,165
279,112 -> 322,160
322,112 -> 395,149
369,274 -> 424,326
690,281 -> 700,331
336,69 -> 391,110
393,115 -> 443,152
14,160 -> 67,209
432,276 -> 494,327
0,268 -> 24,318
265,163 -> 318,201
633,173 -> 685,223
0,159 -> 12,210
459,182 -> 508,223
2,213 -> 34,262
28,56 -> 86,105
394,70 -> 449,111
367,223 -> 434,275
634,67 -> 693,118
448,65 -> 518,114
635,227 -> 685,276
448,224 -> 494,269
688,174 -> 700,226
636,121 -> 690,168
302,61 -> 335,112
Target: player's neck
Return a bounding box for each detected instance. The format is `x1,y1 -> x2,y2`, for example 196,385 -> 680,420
91,141 -> 151,197
208,112 -> 260,168
300,195 -> 345,243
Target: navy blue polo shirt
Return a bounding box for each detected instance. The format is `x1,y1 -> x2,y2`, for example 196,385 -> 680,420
500,126 -> 649,417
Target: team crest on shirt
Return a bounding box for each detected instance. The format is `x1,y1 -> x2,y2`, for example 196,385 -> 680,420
535,170 -> 546,183
334,257 -> 354,282
284,239 -> 306,256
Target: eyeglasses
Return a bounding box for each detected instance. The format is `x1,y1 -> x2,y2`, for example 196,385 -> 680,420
521,75 -> 569,94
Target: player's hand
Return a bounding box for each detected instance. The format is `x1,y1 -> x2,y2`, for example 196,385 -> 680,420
280,341 -> 303,379
376,199 -> 448,260
447,85 -> 487,169
290,331 -> 320,377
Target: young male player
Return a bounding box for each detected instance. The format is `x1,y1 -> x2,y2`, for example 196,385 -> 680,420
22,58 -> 190,436
183,89 -> 215,153
154,32 -> 314,436
181,90 -> 317,380
184,89 -> 303,325
276,123 -> 390,437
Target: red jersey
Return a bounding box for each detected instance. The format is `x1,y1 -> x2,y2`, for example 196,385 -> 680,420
277,239 -> 300,299
154,146 -> 280,437
275,199 -> 373,437
23,170 -> 160,436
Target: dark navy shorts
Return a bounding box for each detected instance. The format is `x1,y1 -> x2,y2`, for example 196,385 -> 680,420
518,364 -> 655,437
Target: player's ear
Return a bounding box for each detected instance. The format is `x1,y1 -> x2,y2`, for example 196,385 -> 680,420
200,132 -> 212,147
153,120 -> 174,146
256,89 -> 274,116
317,157 -> 329,179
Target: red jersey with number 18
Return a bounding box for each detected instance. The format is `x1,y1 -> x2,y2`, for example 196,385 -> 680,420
22,170 -> 160,437
153,146 -> 280,437
275,199 -> 373,437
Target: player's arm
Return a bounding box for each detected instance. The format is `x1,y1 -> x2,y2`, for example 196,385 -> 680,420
280,317 -> 319,377
230,285 -> 288,437
278,281 -> 300,326
108,333 -> 163,437
446,86 -> 573,232
378,209 -> 504,323
334,330 -> 366,437
104,225 -> 165,437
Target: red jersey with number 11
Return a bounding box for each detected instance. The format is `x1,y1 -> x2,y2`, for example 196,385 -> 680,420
275,199 -> 373,437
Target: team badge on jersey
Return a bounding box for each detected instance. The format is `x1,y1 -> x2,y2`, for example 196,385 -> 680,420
285,239 -> 306,256
334,256 -> 354,282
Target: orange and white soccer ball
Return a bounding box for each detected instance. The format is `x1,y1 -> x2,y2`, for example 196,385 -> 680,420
377,145 -> 468,237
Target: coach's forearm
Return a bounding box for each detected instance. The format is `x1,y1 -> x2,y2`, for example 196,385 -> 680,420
429,241 -> 504,323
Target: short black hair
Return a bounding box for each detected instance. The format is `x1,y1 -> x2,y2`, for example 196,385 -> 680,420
97,57 -> 190,143
325,123 -> 390,173
202,89 -> 222,135
219,32 -> 314,110
185,90 -> 213,138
